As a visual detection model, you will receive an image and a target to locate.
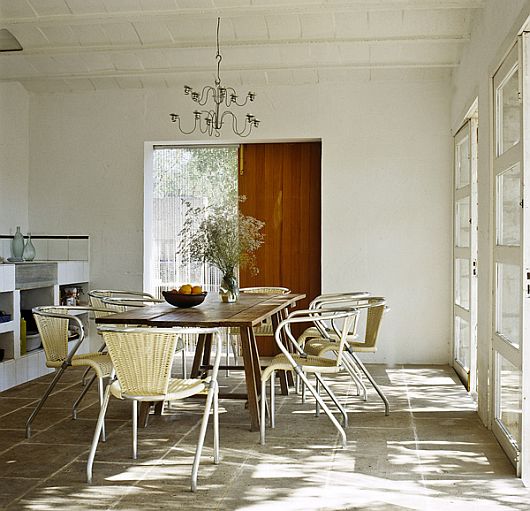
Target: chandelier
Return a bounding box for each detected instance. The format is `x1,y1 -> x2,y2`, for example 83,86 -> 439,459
170,17 -> 260,138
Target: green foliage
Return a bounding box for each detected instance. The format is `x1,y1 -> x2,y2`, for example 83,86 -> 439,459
153,146 -> 238,202
178,197 -> 265,276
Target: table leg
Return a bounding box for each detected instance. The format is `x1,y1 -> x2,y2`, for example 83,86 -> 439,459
240,326 -> 261,432
201,333 -> 213,378
191,333 -> 207,378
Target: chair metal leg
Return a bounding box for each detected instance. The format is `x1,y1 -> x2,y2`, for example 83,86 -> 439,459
132,400 -> 138,459
301,376 -> 306,403
181,346 -> 187,379
98,377 -> 106,442
191,380 -> 216,492
260,378 -> 267,445
225,332 -> 231,377
72,372 -> 97,419
26,365 -> 66,438
348,350 -> 390,415
213,382 -> 220,464
316,374 -> 348,427
270,371 -> 276,429
87,383 -> 112,483
343,355 -> 368,400
81,367 -> 91,387
315,376 -> 320,417
296,367 -> 347,448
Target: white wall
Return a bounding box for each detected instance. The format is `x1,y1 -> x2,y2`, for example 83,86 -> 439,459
451,0 -> 530,423
0,82 -> 29,237
27,69 -> 452,364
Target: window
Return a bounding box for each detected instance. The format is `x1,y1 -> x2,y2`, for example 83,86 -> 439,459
147,145 -> 238,297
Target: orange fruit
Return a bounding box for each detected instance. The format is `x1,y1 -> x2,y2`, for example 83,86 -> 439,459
191,285 -> 203,295
179,284 -> 192,295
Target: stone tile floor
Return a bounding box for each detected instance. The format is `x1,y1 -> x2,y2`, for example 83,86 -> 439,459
0,363 -> 529,510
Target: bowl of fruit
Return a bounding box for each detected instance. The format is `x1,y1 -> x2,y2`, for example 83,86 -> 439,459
162,284 -> 207,308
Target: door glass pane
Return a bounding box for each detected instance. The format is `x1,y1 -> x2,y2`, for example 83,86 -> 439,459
455,258 -> 470,310
497,354 -> 522,446
456,197 -> 470,248
497,66 -> 520,156
456,136 -> 470,189
455,316 -> 470,369
497,163 -> 521,246
496,263 -> 521,347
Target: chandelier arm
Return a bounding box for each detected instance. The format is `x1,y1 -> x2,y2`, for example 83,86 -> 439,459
220,110 -> 252,138
224,87 -> 251,107
171,115 -> 199,135
193,86 -> 215,106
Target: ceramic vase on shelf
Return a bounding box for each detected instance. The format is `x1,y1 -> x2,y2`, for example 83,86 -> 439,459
22,233 -> 36,261
220,270 -> 239,303
11,226 -> 24,261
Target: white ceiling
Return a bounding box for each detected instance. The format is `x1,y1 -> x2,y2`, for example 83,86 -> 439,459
0,0 -> 484,92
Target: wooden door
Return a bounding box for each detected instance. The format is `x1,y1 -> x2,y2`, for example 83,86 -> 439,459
239,142 -> 321,343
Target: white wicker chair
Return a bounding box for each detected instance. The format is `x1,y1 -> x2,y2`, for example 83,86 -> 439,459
86,326 -> 222,492
260,307 -> 358,447
224,287 -> 290,373
303,296 -> 389,415
26,306 -> 113,439
239,287 -> 291,336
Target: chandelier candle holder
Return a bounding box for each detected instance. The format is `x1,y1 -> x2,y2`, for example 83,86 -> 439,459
170,17 -> 260,138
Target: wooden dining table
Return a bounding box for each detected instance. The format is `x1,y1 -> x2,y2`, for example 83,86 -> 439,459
95,292 -> 305,431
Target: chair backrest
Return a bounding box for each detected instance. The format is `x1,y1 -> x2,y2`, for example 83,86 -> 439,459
101,328 -> 179,398
328,296 -> 386,350
100,327 -> 222,399
363,297 -> 386,349
88,290 -> 157,318
33,306 -> 87,363
240,287 -> 291,295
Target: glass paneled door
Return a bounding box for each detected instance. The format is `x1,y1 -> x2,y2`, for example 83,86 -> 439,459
492,41 -> 523,472
453,119 -> 478,392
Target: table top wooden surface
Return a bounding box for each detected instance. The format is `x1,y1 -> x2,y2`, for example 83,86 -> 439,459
95,292 -> 305,328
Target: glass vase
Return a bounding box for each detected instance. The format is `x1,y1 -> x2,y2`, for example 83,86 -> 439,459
12,226 -> 24,260
23,233 -> 36,261
220,271 -> 239,303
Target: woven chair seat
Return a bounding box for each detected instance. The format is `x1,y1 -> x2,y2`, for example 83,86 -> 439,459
46,352 -> 113,378
304,338 -> 338,357
262,353 -> 339,380
305,337 -> 377,355
109,377 -> 209,401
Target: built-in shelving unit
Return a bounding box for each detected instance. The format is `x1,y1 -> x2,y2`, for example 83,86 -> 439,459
0,235 -> 90,391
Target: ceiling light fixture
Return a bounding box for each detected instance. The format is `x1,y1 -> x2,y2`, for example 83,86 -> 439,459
170,17 -> 259,138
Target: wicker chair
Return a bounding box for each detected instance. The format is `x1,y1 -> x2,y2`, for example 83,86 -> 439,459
26,306 -> 113,439
86,326 -> 222,492
260,307 -> 358,447
303,296 -> 390,415
240,287 -> 291,336
223,287 -> 290,373
83,290 -> 164,385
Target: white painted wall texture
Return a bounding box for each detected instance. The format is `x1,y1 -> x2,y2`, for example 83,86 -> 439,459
26,71 -> 452,364
0,82 -> 29,236
451,0 -> 530,422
